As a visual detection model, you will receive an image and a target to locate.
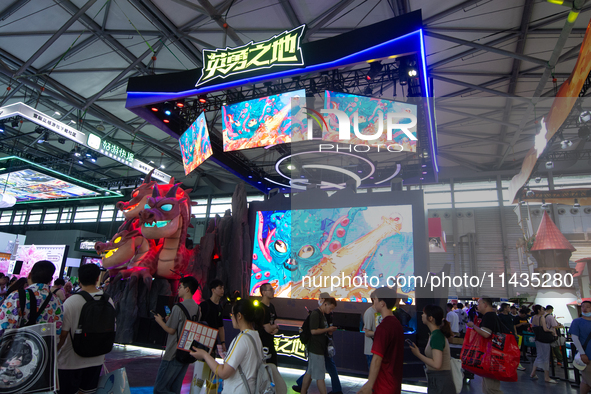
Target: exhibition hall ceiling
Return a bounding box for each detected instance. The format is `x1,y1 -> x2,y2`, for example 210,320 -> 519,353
0,0 -> 590,195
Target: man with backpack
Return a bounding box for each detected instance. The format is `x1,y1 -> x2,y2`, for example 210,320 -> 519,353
301,297 -> 338,394
258,282 -> 279,365
0,260 -> 63,335
57,263 -> 115,394
153,276 -> 200,394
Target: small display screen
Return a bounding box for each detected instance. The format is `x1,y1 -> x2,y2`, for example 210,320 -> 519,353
0,169 -> 99,201
179,112 -> 213,175
222,89 -> 305,151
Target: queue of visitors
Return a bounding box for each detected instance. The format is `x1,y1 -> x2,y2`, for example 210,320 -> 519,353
1,264 -> 590,394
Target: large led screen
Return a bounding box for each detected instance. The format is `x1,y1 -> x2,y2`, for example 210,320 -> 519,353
324,91 -> 418,152
222,89 -> 305,151
250,205 -> 414,302
179,112 -> 213,175
0,169 -> 99,202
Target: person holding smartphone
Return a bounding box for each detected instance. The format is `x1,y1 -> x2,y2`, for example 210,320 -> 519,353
408,305 -> 454,394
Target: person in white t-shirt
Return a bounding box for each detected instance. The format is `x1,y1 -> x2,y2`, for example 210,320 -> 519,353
57,264 -> 114,394
191,298 -> 264,393
363,291 -> 379,371
446,303 -> 460,337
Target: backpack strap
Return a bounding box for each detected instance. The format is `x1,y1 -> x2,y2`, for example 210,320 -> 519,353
76,290 -> 94,303
237,331 -> 263,394
22,289 -> 53,327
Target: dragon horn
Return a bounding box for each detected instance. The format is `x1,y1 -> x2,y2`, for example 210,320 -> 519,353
169,177 -> 175,185
166,183 -> 180,198
152,184 -> 161,197
144,169 -> 154,184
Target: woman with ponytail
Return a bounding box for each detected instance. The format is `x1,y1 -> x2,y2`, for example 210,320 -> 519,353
190,298 -> 265,393
408,305 -> 455,394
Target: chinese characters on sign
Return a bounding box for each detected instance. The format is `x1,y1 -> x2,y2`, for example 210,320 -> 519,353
100,140 -> 135,164
196,25 -> 306,86
32,113 -> 85,145
274,334 -> 307,361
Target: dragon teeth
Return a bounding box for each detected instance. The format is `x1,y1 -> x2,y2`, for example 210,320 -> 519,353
156,220 -> 170,228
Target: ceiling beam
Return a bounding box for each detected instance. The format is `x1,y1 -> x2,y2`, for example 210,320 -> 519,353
54,0 -> 152,76
0,0 -> 30,22
496,0 -> 535,157
304,0 -> 356,41
14,0 -> 98,77
497,3 -> 582,167
279,0 -> 301,27
438,152 -> 486,172
424,30 -> 548,67
436,106 -> 521,129
426,27 -> 588,35
179,0 -> 240,31
423,0 -> 483,25
128,0 -> 202,66
38,35 -> 100,73
196,0 -> 244,46
432,74 -> 530,101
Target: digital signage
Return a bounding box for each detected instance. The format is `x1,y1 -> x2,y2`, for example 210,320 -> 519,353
179,112 -> 213,175
222,89 -> 305,151
250,205 -> 415,302
0,169 -> 100,202
323,91 -> 418,152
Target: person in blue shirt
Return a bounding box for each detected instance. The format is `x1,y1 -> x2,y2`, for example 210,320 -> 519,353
571,300 -> 591,394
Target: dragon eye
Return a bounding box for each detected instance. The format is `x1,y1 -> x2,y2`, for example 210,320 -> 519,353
298,245 -> 314,259
274,240 -> 287,253
114,237 -> 122,244
144,204 -> 150,209
132,191 -> 139,198
161,204 -> 173,212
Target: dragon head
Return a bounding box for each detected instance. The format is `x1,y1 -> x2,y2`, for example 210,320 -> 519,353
116,170 -> 158,220
139,183 -> 187,239
95,220 -> 141,269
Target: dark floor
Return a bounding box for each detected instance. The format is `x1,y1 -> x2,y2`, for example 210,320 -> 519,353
104,345 -> 586,394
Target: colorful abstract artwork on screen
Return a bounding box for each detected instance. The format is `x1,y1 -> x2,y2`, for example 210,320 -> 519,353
250,205 -> 414,302
222,89 -> 305,151
323,91 -> 418,152
179,112 -> 213,175
0,169 -> 99,201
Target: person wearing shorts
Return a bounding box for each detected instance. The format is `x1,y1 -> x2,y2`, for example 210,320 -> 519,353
301,298 -> 338,394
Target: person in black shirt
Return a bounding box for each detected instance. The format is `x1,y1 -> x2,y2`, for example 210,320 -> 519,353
258,283 -> 279,365
199,279 -> 226,353
498,303 -> 516,335
467,297 -> 509,394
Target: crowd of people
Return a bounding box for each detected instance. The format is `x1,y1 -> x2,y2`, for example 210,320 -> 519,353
2,266 -> 591,394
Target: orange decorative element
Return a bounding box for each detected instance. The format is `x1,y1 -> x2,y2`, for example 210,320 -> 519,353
531,212 -> 575,251
508,17 -> 591,204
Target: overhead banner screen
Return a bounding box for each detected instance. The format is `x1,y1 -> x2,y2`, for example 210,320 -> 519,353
222,89 -> 305,151
179,112 -> 213,175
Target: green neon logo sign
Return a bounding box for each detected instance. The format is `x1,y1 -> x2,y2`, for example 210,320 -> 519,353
196,25 -> 306,87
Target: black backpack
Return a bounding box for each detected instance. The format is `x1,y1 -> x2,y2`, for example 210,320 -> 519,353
71,291 -> 116,357
299,310 -> 314,345
175,303 -> 201,364
18,289 -> 53,327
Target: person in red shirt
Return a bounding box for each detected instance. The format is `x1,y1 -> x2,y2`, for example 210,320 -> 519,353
357,286 -> 403,394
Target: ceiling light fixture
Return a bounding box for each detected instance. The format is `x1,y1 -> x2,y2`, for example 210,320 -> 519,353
38,131 -> 49,143
96,121 -> 105,132
198,94 -> 207,104
366,61 -> 383,81
574,199 -> 581,208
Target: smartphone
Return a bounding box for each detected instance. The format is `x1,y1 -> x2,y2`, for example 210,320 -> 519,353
405,339 -> 413,346
164,306 -> 171,316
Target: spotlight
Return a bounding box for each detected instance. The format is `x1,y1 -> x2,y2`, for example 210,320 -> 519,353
545,161 -> 554,169
579,125 -> 590,140
71,146 -> 82,157
364,86 -> 373,95
38,131 -> 49,143
164,109 -> 171,116
85,149 -> 93,157
408,68 -> 418,77
35,126 -> 44,134
579,110 -> 591,124
96,121 -> 105,132
90,155 -> 97,163
398,56 -> 417,85
574,199 -> 581,208
163,119 -> 170,123
287,164 -> 295,170
160,164 -> 165,169
366,61 -> 383,81
151,107 -> 159,112
11,119 -> 19,128
58,137 -> 66,144
535,177 -> 541,183
77,158 -> 85,165
198,94 -> 207,104
175,99 -> 185,108
54,111 -> 61,116
526,189 -> 535,197
162,102 -> 173,116
0,122 -> 4,133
